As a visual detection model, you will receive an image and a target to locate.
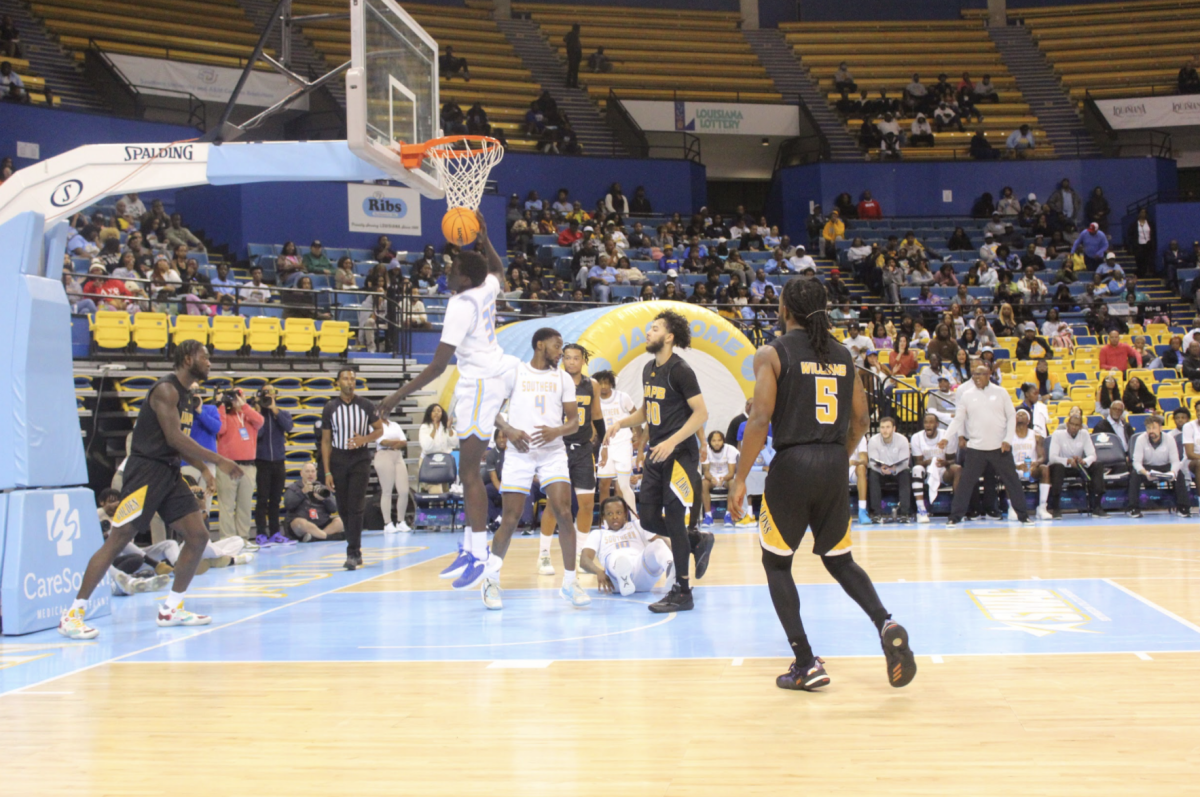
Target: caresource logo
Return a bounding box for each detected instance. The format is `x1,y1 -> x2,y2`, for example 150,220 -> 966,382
49,179 -> 84,208
46,493 -> 81,557
1110,102 -> 1147,118
362,192 -> 409,219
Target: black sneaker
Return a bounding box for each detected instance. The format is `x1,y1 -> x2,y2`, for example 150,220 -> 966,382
880,619 -> 917,688
1093,508 -> 1109,518
985,511 -> 1004,521
945,518 -> 959,528
1051,509 -> 1063,519
1179,507 -> 1193,518
344,552 -> 363,571
692,531 -> 716,580
1128,508 -> 1143,518
776,657 -> 830,691
648,584 -> 694,613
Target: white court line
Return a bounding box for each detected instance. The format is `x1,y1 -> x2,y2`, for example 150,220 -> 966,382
487,660 -> 553,669
361,611 -> 676,649
0,547 -> 447,699
897,578 -> 906,582
1135,652 -> 1153,661
9,691 -> 74,695
1103,578 -> 1200,634
732,658 -> 743,666
930,655 -> 944,664
1030,575 -> 1041,580
1057,588 -> 1112,621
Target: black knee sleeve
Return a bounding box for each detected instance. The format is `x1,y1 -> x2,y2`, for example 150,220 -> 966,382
762,547 -> 794,572
821,550 -> 855,577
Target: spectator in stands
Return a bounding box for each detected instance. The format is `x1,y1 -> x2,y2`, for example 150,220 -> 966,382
1048,179 -> 1082,227
805,204 -> 826,254
1071,223 -> 1109,269
564,23 -> 582,88
164,213 -> 204,252
1095,399 -> 1134,447
833,61 -> 856,93
1179,60 -> 1200,94
826,267 -> 851,305
739,223 -> 765,252
879,128 -> 902,160
1184,340 -> 1200,390
974,74 -> 998,103
239,265 -> 274,305
67,225 -> 100,257
207,262 -> 237,297
852,190 -> 881,219
0,16 -> 20,58
626,185 -> 652,215
997,187 -> 1020,217
871,321 -> 893,350
903,73 -> 928,115
180,258 -> 210,295
788,245 -> 816,274
0,60 -> 26,103
941,227 -> 970,252
1019,242 -> 1045,271
332,256 -> 356,292
832,192 -> 856,220
926,322 -> 958,365
151,255 -> 181,291
910,114 -> 935,147
822,211 -> 845,257
1122,375 -> 1156,415
1006,125 -> 1036,158
1015,325 -> 1052,361
984,213 -> 1006,238
1099,329 -> 1141,373
1082,186 -> 1111,233
881,259 -> 904,304
976,257 -> 999,288
587,46 -> 613,73
842,321 -> 873,366
1126,207 -> 1155,277
299,240 -> 332,275
439,46 -> 470,81
587,255 -> 618,303
934,101 -> 962,133
605,183 -> 629,216
1017,265 -> 1047,302
933,263 -> 958,288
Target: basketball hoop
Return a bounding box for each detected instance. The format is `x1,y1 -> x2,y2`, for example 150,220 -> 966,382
398,135 -> 504,211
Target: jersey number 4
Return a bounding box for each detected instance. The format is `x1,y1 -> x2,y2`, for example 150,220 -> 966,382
646,401 -> 661,426
815,377 -> 838,424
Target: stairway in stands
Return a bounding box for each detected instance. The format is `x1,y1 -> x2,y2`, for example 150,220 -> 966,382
742,28 -> 862,162
495,17 -> 628,157
988,24 -> 1102,158
237,0 -> 345,109
0,0 -> 108,111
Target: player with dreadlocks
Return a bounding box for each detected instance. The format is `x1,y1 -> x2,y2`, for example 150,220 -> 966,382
731,278 -> 916,692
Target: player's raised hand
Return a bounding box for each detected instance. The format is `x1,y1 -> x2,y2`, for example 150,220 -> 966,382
507,427 -> 533,453
729,477 -> 747,522
474,209 -> 488,238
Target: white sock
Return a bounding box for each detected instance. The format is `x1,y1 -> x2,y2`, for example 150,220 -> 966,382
470,530 -> 489,558
858,500 -> 867,510
915,496 -> 927,513
539,533 -> 552,556
70,598 -> 87,614
165,590 -> 186,610
562,569 -> 576,588
484,553 -> 504,576
1039,483 -> 1050,508
461,526 -> 473,553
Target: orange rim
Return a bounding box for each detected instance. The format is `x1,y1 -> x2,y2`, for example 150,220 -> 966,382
397,135 -> 502,170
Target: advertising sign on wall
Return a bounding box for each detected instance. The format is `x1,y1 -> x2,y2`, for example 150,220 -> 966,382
621,100 -> 800,137
347,183 -> 423,235
1095,95 -> 1200,129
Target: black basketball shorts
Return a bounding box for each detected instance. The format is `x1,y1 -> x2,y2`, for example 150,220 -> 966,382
760,444 -> 853,558
111,455 -> 201,534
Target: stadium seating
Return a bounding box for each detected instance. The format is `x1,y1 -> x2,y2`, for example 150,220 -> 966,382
0,55 -> 61,106
131,312 -> 170,352
782,19 -> 1052,160
171,315 -> 211,347
517,3 -> 782,105
211,316 -> 249,353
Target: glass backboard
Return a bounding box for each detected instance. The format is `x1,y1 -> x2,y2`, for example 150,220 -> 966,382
346,0 -> 443,198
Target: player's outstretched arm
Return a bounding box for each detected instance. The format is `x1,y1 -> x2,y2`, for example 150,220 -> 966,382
473,210 -> 504,280
378,342 -> 457,417
578,547 -> 614,592
153,383 -> 243,479
731,346 -> 778,518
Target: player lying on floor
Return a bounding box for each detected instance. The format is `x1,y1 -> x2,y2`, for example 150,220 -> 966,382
578,497 -> 675,596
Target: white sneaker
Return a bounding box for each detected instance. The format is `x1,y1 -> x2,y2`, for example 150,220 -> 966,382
110,569 -> 135,596
538,554 -> 555,576
917,512 -> 930,524
396,521 -> 411,533
384,522 -> 398,534
156,602 -> 211,627
1037,506 -> 1053,521
1007,506 -> 1018,522
608,554 -> 636,596
138,573 -> 172,593
560,579 -> 591,607
481,577 -> 503,610
233,552 -> 256,565
58,607 -> 98,640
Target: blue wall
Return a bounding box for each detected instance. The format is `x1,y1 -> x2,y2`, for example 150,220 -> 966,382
493,153 -> 706,215
0,104 -> 197,169
767,158 -> 1177,246
1149,201 -> 1200,255
175,182 -> 508,257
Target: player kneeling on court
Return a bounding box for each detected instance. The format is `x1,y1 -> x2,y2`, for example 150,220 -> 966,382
458,328 -> 591,610
580,497 -> 674,595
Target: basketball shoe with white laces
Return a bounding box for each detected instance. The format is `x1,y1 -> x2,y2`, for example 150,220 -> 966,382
58,607 -> 99,640
560,579 -> 591,607
157,602 -> 212,627
481,577 -> 503,610
537,553 -> 555,576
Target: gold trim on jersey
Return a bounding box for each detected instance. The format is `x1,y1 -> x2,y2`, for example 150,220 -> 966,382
112,485 -> 148,527
757,496 -> 793,556
826,520 -> 854,557
668,460 -> 693,505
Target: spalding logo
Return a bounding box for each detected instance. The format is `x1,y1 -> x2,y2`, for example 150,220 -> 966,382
362,192 -> 408,219
50,179 -> 84,208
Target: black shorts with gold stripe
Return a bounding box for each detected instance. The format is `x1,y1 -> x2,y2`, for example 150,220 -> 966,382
112,455 -> 201,534
759,444 -> 852,558
638,443 -> 699,515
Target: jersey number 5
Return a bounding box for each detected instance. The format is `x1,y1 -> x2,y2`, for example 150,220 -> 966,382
647,401 -> 661,426
815,377 -> 838,424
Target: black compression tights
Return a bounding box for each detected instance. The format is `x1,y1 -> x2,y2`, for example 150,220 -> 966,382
640,499 -> 691,586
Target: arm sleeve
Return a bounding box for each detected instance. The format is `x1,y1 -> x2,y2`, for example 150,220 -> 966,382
561,374 -> 577,404
944,400 -> 967,445
419,425 -> 434,451
669,362 -> 702,400
438,296 -> 474,348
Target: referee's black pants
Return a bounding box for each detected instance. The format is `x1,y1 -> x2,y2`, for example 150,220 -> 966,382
330,449 -> 372,555
254,459 -> 287,536
950,447 -> 1028,523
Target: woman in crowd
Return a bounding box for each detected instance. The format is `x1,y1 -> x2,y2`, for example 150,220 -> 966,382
1053,283 -> 1076,314
935,263 -> 959,287
958,326 -> 980,357
418,404 -> 455,458
992,302 -> 1020,338
947,227 -> 973,250
374,416 -> 410,534
334,256 -> 358,291
949,347 -> 972,385
1095,373 -> 1121,413
401,284 -> 431,329
890,334 -> 919,382
1040,307 -> 1063,338
1034,359 -> 1066,401
871,321 -> 893,350
282,275 -> 330,320
1121,375 -> 1156,415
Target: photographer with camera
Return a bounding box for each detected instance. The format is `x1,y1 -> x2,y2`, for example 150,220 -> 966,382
254,385 -> 294,543
285,462 -> 344,542
216,387 -> 264,544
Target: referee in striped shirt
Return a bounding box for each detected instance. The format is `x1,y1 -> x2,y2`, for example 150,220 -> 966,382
321,368 -> 383,570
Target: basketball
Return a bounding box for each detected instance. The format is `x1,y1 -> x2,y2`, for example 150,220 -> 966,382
442,207 -> 480,246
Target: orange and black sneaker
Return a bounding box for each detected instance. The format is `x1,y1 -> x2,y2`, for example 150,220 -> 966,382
776,657 -> 829,691
880,619 -> 917,688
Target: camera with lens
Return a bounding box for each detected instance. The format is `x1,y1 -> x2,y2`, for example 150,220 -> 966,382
311,483 -> 331,500
254,386 -> 273,409
217,387 -> 243,412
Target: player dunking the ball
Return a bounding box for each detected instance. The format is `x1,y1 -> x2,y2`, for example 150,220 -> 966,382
59,341 -> 245,639
604,310 -> 714,613
377,210 -> 517,583
731,278 -> 916,691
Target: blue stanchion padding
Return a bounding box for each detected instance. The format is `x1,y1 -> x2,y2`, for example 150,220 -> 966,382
1,488 -> 110,636
206,141 -> 389,185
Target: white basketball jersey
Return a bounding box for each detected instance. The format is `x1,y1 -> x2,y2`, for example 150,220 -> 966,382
705,444 -> 739,478
585,518 -> 654,563
1008,428 -> 1039,467
600,390 -> 636,447
440,273 -> 507,379
909,430 -> 942,463
505,361 -> 576,450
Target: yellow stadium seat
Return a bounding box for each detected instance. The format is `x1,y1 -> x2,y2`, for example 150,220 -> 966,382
1068,385 -> 1094,403
171,315 -> 210,347
1146,323 -> 1169,337
283,318 -> 317,354
1055,401 -> 1082,418
1157,383 -> 1183,400
92,312 -> 131,350
317,321 -> 351,355
211,316 -> 247,352
248,317 -> 282,354
1126,368 -> 1155,385
131,312 -> 169,351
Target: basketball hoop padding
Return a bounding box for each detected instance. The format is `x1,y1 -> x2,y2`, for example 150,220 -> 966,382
398,135 -> 503,211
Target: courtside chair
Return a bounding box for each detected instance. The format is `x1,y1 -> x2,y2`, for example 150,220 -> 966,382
282,318 -> 318,355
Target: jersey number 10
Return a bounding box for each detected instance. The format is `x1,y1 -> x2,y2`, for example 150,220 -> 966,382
647,401 -> 661,426
815,377 -> 838,424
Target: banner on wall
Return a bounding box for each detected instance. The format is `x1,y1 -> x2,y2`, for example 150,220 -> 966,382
107,54 -> 308,110
1095,95 -> 1200,129
621,100 -> 800,137
347,183 -> 423,235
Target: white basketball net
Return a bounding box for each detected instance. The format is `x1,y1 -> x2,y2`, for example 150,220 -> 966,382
424,136 -> 505,211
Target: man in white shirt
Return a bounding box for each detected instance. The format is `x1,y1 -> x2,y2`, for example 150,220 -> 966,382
1046,414 -> 1106,518
842,321 -> 873,366
1177,409 -> 1200,494
701,430 -> 739,526
788,245 -> 816,274
238,265 -> 274,305
977,257 -> 999,287
910,412 -> 962,522
941,365 -> 1034,527
1128,416 -> 1190,518
124,193 -> 147,220
1008,408 -> 1052,520
594,370 -> 639,514
579,497 -> 673,596
867,417 -> 912,521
